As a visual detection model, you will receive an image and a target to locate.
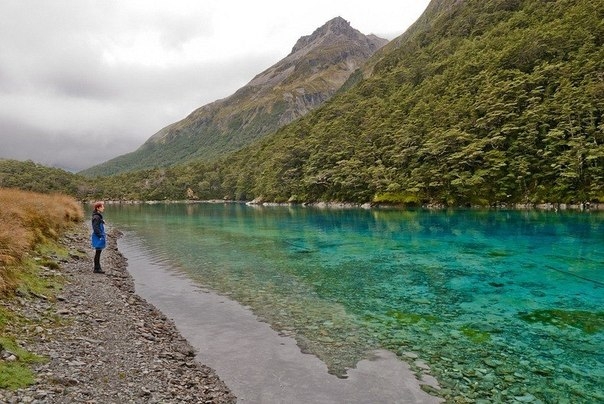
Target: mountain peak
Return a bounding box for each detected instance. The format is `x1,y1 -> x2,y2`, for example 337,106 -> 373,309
321,16 -> 355,35
247,18 -> 386,94
80,18 -> 387,176
289,16 -> 366,55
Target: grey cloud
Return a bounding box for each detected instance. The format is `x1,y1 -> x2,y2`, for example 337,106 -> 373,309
0,48 -> 275,172
154,12 -> 214,50
0,50 -> 276,173
0,1 -> 280,172
40,57 -> 120,100
0,115 -> 142,172
111,52 -> 276,102
0,9 -> 108,98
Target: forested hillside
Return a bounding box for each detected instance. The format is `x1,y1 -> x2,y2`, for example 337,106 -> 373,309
89,0 -> 602,205
2,0 -> 603,207
0,160 -> 88,197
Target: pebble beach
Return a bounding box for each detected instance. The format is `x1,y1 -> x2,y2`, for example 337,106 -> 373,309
0,225 -> 236,403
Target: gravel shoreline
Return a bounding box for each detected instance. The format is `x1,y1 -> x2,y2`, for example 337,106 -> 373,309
0,224 -> 236,403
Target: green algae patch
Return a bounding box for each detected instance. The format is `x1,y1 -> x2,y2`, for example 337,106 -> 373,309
386,310 -> 439,325
519,310 -> 604,334
460,326 -> 491,343
488,250 -> 511,257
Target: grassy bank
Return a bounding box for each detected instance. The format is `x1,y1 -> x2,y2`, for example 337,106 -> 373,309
0,188 -> 83,389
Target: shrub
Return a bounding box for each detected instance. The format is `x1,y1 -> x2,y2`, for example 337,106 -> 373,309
0,188 -> 83,296
372,192 -> 422,206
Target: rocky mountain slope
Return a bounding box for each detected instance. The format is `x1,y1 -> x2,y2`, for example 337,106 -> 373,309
81,17 -> 386,177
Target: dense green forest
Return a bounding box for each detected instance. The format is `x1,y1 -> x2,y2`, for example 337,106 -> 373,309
0,160 -> 89,197
102,0 -> 602,205
2,0 -> 603,206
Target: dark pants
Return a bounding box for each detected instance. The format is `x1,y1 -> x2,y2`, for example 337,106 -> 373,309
94,249 -> 103,271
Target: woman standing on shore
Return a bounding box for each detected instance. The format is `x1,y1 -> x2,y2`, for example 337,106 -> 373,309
91,201 -> 106,274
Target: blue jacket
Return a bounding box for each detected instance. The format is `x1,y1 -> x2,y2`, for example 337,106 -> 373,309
91,211 -> 106,249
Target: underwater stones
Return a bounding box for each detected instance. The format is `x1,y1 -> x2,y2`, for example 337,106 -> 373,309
488,250 -> 511,257
448,329 -> 462,339
479,380 -> 496,391
402,351 -> 419,359
514,393 -> 537,402
494,365 -> 515,376
414,360 -> 431,371
448,371 -> 464,380
474,367 -> 489,375
549,348 -> 564,355
410,298 -> 431,305
420,384 -> 440,396
532,366 -> 554,376
483,358 -> 503,368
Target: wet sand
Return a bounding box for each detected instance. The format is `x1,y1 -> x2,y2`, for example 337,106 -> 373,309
118,233 -> 442,404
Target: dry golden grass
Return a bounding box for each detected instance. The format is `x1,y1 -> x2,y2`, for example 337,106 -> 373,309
0,188 -> 83,295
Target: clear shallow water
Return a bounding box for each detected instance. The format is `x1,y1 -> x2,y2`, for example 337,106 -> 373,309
109,203 -> 603,403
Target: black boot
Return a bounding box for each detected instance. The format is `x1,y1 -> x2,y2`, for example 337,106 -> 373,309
93,249 -> 104,273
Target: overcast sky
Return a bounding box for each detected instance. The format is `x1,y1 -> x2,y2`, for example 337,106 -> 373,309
0,0 -> 430,172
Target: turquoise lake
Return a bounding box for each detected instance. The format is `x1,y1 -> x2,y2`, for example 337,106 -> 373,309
108,203 -> 603,403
